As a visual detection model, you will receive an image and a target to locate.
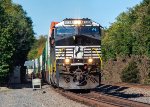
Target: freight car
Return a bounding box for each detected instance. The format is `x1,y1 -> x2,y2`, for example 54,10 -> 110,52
32,18 -> 102,89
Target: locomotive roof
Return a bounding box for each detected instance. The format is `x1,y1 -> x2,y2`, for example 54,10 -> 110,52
55,18 -> 100,27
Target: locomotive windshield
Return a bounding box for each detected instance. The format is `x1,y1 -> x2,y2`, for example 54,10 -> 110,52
56,26 -> 76,35
78,26 -> 100,35
55,25 -> 101,46
56,26 -> 100,36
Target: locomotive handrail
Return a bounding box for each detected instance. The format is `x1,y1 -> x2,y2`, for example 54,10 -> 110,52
92,48 -> 102,69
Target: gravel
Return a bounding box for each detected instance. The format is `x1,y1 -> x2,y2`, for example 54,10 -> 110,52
1,83 -> 150,107
0,84 -> 88,107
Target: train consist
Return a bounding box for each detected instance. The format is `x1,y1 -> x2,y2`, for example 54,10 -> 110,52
32,18 -> 102,89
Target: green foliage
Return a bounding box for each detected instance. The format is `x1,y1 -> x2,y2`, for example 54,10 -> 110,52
0,64 -> 9,84
121,60 -> 140,83
28,35 -> 47,60
0,0 -> 35,83
102,0 -> 150,60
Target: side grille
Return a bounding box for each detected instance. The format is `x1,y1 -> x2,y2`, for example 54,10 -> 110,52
83,46 -> 101,58
55,46 -> 74,59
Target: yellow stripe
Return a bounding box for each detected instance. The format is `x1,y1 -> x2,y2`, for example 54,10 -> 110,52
50,64 -> 52,74
92,48 -> 102,69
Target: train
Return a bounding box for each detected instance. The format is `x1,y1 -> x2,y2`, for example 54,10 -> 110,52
32,18 -> 102,89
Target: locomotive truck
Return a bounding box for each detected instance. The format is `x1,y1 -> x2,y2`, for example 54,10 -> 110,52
33,18 -> 102,89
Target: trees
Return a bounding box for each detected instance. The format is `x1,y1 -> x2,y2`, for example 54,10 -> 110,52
0,2 -> 13,83
131,0 -> 150,56
102,0 -> 150,60
102,0 -> 150,84
28,35 -> 47,60
0,0 -> 34,83
102,12 -> 134,60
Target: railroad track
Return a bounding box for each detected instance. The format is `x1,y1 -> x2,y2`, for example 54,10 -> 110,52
86,91 -> 150,107
56,89 -> 150,107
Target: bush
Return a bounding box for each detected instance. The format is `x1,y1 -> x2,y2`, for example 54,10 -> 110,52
121,60 -> 140,83
0,64 -> 9,84
144,78 -> 150,84
144,71 -> 150,84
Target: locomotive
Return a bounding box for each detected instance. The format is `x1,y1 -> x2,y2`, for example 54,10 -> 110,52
33,18 -> 102,89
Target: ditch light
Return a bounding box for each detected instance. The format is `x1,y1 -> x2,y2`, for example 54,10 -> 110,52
64,58 -> 70,64
88,58 -> 93,64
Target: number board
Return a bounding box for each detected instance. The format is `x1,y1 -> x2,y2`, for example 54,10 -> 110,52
64,19 -> 92,25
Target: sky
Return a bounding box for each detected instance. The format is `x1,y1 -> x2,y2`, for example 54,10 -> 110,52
12,0 -> 143,37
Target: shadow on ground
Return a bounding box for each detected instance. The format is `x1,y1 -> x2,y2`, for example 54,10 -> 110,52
93,84 -> 144,98
7,80 -> 48,89
8,81 -> 32,89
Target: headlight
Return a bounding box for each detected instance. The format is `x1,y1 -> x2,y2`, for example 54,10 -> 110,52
88,58 -> 93,64
65,58 -> 70,64
73,20 -> 82,25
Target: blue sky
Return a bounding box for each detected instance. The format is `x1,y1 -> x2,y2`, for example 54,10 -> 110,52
12,0 -> 142,37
